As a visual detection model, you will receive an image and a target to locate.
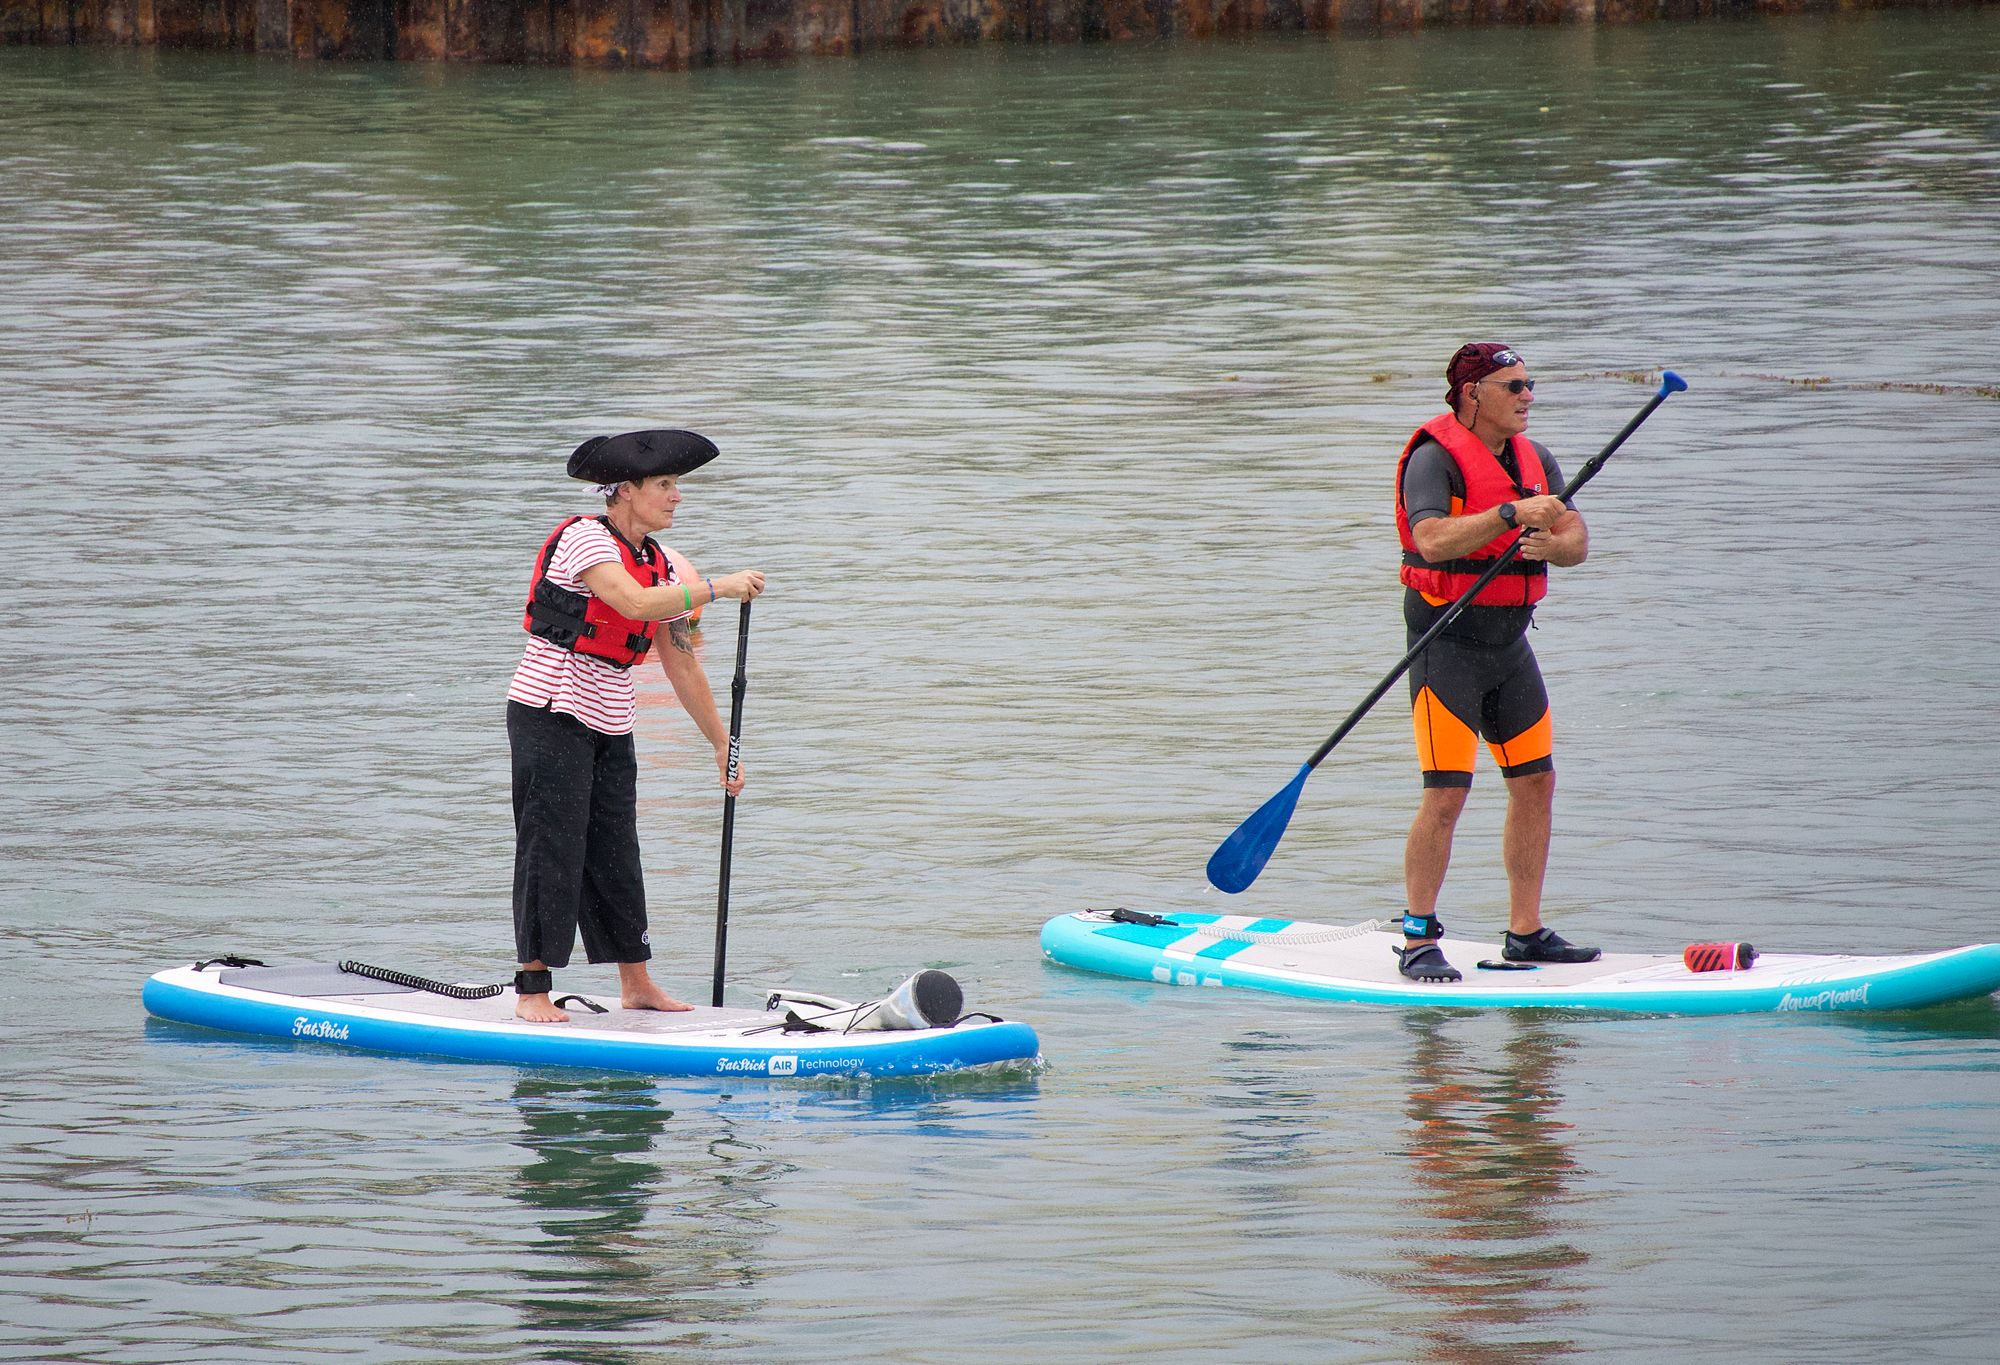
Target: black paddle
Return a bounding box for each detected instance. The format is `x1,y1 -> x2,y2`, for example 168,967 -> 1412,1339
1205,371 -> 1689,895
710,600 -> 752,1007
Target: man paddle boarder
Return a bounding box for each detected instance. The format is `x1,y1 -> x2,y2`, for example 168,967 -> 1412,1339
1392,344 -> 1601,982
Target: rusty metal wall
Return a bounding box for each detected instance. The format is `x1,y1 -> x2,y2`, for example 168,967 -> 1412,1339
0,0 -> 1968,69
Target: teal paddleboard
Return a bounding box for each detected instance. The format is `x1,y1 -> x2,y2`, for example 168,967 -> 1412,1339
1041,911 -> 2000,1015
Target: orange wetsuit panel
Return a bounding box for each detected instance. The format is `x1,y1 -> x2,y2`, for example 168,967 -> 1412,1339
1407,630 -> 1553,788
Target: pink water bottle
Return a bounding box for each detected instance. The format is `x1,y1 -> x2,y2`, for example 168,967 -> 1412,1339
1684,942 -> 1757,973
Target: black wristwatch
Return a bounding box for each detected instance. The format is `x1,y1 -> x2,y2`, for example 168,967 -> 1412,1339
1496,502 -> 1518,529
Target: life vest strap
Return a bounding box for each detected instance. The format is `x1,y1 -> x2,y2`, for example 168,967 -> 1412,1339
1401,550 -> 1546,577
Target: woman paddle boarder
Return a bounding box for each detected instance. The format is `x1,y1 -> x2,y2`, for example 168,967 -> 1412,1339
508,429 -> 765,1023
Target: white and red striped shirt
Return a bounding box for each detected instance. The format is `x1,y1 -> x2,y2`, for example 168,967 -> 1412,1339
507,518 -> 689,736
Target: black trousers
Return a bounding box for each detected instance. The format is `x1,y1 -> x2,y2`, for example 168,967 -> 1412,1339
507,701 -> 650,970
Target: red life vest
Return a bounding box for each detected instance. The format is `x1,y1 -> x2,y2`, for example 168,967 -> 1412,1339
1395,413 -> 1550,609
522,516 -> 670,669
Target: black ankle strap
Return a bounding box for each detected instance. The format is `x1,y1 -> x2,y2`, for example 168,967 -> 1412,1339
514,968 -> 553,995
1402,913 -> 1445,940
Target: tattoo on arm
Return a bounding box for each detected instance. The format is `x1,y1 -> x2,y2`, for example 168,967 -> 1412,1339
666,618 -> 695,655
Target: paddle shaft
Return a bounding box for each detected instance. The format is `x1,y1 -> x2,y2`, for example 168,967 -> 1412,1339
709,600 -> 752,1008
1302,382 -> 1680,773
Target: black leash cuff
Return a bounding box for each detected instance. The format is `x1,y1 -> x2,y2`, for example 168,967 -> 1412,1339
513,968 -> 553,996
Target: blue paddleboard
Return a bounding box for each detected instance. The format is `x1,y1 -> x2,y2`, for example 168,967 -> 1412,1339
1041,911 -> 2000,1015
145,961 -> 1040,1079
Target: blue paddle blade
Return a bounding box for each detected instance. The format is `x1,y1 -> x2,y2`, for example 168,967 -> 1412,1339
1660,370 -> 1688,395
1206,763 -> 1312,894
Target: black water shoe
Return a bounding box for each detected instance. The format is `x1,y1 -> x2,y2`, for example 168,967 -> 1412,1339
1396,942 -> 1462,983
1502,927 -> 1601,964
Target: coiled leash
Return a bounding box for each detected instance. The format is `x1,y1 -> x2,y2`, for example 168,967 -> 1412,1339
338,960 -> 504,1001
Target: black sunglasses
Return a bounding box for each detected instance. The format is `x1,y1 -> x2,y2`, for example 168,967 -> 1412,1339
1483,377 -> 1535,394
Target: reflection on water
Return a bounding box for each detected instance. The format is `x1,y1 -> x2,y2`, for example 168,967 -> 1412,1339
510,1075 -> 786,1353
1376,1014 -> 1587,1363
1209,1030 -> 1336,1182
502,1069 -> 1041,1357
1798,996 -> 2000,1049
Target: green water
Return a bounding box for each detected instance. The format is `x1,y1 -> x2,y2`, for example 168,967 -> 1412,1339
3,13 -> 1998,1362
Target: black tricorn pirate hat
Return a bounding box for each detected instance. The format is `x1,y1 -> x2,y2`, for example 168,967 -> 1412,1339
567,429 -> 720,484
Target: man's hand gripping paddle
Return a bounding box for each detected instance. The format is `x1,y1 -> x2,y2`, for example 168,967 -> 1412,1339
1205,371 -> 1689,895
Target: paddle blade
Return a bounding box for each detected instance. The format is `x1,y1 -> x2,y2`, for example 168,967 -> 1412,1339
1206,764 -> 1312,894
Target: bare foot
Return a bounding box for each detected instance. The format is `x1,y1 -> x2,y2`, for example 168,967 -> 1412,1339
516,993 -> 569,1024
616,962 -> 695,1012
621,982 -> 694,1012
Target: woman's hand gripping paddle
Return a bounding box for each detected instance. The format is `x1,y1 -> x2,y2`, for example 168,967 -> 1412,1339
710,600 -> 752,1006
1205,372 -> 1689,895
